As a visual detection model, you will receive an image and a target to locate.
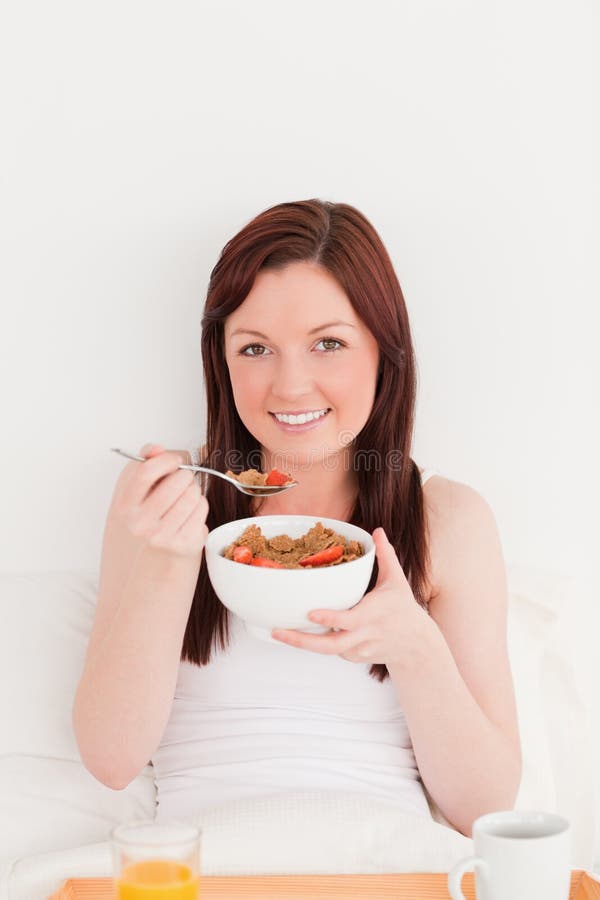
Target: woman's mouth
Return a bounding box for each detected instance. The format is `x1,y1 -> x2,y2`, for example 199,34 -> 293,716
269,409 -> 331,433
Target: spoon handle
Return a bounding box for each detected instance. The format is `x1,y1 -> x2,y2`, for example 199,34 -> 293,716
178,464 -> 231,482
110,448 -> 146,462
110,448 -> 229,483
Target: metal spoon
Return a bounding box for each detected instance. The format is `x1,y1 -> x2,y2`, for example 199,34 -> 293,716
110,448 -> 299,497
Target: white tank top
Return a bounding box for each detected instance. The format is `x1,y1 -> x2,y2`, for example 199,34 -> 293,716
152,468 -> 438,822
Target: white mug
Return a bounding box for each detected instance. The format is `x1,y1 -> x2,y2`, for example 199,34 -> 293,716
448,810 -> 571,900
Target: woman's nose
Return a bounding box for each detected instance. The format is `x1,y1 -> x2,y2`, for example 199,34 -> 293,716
270,357 -> 314,401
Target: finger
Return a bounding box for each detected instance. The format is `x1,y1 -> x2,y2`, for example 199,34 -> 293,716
306,603 -> 366,631
122,450 -> 190,508
150,480 -> 206,540
139,443 -> 165,458
140,446 -> 188,466
178,494 -> 210,542
138,467 -> 197,523
146,488 -> 209,558
272,625 -> 374,656
373,527 -> 407,587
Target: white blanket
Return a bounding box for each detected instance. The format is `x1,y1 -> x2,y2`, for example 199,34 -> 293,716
1,791 -> 473,900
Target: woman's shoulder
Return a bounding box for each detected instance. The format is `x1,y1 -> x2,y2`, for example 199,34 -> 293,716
419,469 -> 488,515
419,471 -> 501,602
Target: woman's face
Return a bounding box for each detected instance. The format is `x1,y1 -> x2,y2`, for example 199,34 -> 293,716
223,261 -> 380,463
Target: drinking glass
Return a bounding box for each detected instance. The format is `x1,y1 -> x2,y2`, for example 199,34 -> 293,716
110,820 -> 201,899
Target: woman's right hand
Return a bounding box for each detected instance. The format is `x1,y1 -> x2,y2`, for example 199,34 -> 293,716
114,443 -> 210,562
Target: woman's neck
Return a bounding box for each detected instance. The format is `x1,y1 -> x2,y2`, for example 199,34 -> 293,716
252,491 -> 358,521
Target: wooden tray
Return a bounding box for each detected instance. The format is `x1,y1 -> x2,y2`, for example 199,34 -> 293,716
49,868 -> 600,899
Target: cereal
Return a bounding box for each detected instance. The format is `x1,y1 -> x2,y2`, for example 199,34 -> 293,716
223,521 -> 364,569
225,467 -> 294,487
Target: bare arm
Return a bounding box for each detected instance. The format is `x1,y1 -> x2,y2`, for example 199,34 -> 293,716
72,446 -> 209,789
388,480 -> 522,837
73,547 -> 201,788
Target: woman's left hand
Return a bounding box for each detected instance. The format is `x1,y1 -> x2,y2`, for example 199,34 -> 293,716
271,527 -> 433,666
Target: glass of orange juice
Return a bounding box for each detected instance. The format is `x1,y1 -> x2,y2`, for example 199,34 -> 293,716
110,820 -> 201,899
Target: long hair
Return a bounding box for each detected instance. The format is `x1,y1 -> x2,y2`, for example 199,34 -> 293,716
182,199 -> 430,682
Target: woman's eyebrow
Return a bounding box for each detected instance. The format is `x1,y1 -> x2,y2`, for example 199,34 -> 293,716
230,321 -> 356,340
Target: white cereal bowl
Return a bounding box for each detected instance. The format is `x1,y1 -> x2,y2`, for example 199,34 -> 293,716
204,515 -> 375,642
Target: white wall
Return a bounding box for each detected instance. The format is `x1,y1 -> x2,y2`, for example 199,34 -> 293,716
2,0 -> 596,581
1,0 -> 598,868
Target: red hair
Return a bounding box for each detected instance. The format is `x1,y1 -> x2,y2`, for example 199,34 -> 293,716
183,199 -> 430,682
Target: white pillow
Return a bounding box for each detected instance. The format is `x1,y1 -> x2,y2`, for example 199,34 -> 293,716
507,577 -> 558,811
506,565 -> 597,870
0,572 -> 156,862
0,757 -> 154,859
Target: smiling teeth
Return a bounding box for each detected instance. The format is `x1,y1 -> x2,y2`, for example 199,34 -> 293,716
274,409 -> 328,424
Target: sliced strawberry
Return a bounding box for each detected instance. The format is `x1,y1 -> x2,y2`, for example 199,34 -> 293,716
299,545 -> 344,567
233,545 -> 253,564
250,557 -> 286,568
265,468 -> 292,486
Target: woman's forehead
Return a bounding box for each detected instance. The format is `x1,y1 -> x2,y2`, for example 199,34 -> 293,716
225,263 -> 358,337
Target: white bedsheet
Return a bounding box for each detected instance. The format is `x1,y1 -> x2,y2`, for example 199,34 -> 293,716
0,791 -> 474,900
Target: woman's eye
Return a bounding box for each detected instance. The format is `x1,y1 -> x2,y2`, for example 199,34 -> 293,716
315,338 -> 344,352
239,344 -> 269,357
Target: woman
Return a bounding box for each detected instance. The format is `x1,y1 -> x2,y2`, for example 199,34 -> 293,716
72,199 -> 521,838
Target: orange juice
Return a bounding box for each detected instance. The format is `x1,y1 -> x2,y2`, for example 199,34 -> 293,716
116,859 -> 199,899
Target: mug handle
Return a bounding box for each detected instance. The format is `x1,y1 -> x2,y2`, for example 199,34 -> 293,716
448,855 -> 490,900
